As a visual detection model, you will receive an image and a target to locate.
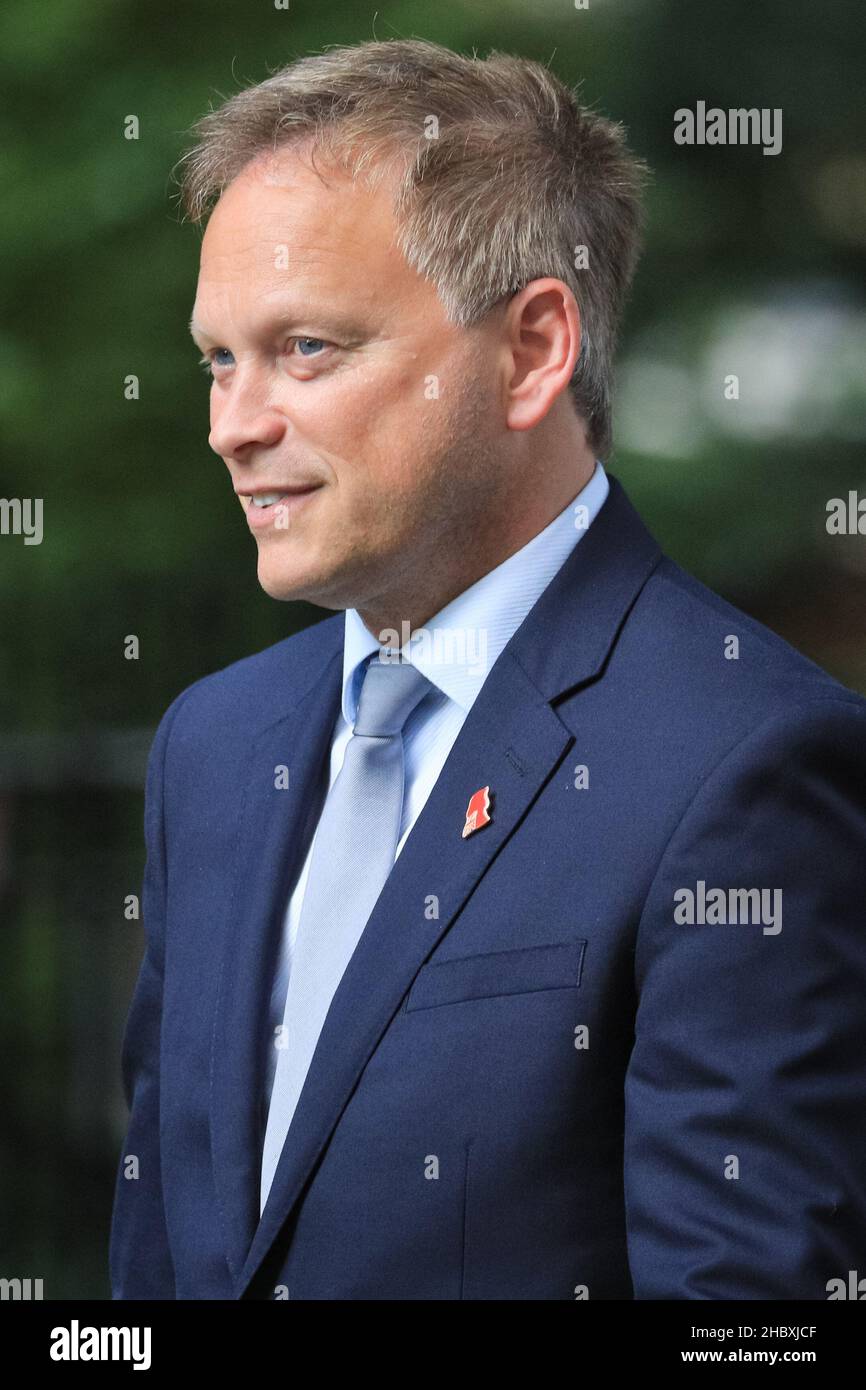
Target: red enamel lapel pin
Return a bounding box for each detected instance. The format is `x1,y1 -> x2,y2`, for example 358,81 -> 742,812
462,785 -> 493,838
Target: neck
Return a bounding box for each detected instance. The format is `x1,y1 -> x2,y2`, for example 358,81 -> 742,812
357,440 -> 598,640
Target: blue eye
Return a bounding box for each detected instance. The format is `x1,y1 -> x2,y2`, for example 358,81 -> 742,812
198,338 -> 329,377
199,348 -> 234,377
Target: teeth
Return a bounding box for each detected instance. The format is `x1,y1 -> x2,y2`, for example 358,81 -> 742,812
251,492 -> 284,508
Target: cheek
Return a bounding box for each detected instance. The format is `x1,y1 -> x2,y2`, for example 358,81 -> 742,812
287,380 -> 369,446
284,393 -> 380,476
289,362 -> 439,492
336,352 -> 428,430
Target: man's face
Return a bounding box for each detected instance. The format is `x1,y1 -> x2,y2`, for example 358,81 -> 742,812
190,146 -> 506,627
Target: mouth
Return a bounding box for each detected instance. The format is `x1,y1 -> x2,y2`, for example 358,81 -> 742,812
239,485 -> 324,529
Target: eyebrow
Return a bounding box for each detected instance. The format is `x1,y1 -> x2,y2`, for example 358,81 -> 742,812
188,307 -> 371,348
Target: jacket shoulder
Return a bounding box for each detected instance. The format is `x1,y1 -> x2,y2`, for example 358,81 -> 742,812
638,555 -> 866,716
152,611 -> 343,750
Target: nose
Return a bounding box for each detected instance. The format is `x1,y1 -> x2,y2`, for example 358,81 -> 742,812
208,383 -> 287,460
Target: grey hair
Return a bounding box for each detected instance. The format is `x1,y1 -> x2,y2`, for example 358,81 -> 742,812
175,38 -> 648,456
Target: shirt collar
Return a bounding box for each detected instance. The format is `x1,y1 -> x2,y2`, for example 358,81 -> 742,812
341,459 -> 609,724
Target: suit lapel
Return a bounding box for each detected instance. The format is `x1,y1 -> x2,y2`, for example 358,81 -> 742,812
222,474 -> 662,1296
209,642 -> 343,1285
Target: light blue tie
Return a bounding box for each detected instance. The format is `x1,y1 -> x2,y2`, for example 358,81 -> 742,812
259,652 -> 433,1214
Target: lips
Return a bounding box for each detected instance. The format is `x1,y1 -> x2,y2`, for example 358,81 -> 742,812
242,485 -> 323,529
237,484 -> 323,502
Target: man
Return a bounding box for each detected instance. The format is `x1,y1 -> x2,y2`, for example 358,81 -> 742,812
109,38 -> 866,1300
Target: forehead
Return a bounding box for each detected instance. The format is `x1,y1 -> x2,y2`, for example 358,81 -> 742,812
193,147 -> 423,324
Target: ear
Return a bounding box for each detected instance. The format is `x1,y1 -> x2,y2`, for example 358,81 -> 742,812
500,278 -> 581,431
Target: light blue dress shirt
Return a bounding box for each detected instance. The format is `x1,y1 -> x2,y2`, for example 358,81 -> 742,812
261,460 -> 609,1112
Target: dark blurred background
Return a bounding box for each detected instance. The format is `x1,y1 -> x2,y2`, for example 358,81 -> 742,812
0,0 -> 863,1298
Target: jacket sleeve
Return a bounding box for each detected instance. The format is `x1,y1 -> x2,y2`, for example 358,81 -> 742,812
624,696 -> 866,1298
109,686 -> 196,1299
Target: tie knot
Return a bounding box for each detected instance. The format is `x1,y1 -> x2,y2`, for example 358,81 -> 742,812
353,655 -> 433,737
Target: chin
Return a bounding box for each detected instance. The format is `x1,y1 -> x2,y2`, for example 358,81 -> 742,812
255,556 -> 329,605
256,570 -> 308,602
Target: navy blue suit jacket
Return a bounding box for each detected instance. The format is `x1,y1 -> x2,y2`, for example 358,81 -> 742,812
110,474 -> 866,1299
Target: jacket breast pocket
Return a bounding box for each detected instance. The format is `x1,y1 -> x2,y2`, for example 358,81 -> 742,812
404,940 -> 587,1013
